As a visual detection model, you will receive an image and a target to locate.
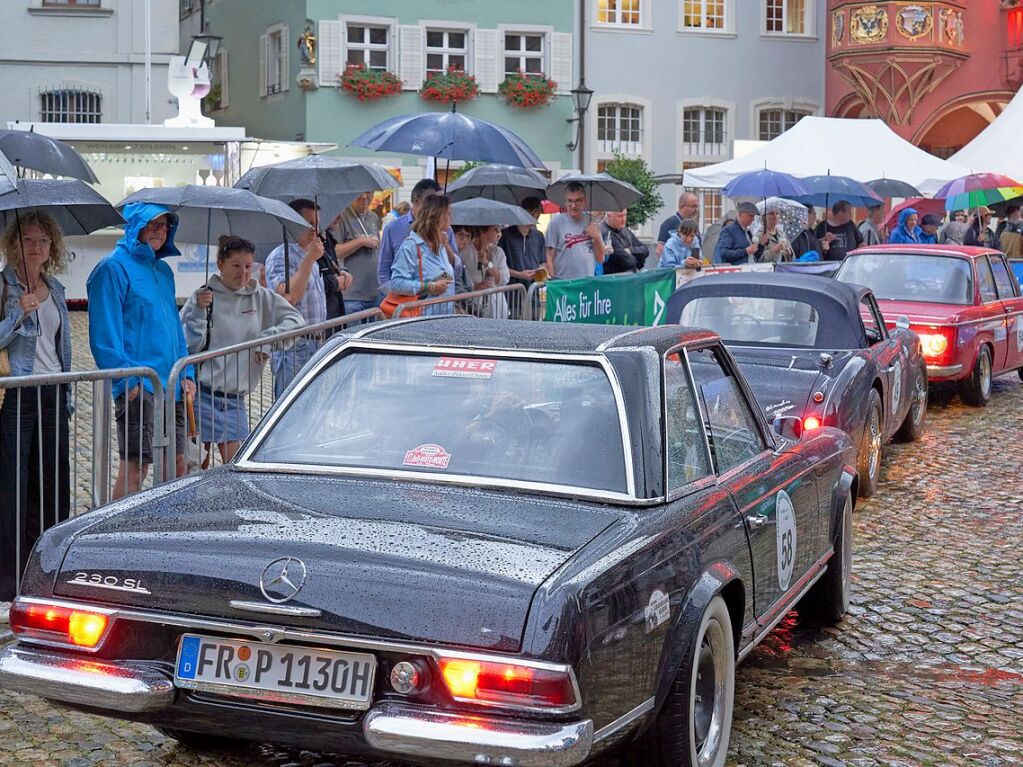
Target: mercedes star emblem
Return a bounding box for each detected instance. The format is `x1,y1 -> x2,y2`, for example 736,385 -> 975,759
259,557 -> 308,604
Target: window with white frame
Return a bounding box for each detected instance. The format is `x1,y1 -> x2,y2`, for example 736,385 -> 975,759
504,32 -> 545,77
682,107 -> 726,155
596,0 -> 642,26
264,27 -> 286,94
597,104 -> 643,156
347,23 -> 390,70
681,0 -> 728,31
764,0 -> 808,35
425,29 -> 468,76
758,108 -> 811,140
40,89 -> 101,123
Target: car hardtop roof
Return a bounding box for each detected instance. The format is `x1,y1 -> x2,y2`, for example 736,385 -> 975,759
671,270 -> 871,310
849,244 -> 1002,259
352,316 -> 719,356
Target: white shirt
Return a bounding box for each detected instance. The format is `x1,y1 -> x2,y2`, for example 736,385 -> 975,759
32,293 -> 62,374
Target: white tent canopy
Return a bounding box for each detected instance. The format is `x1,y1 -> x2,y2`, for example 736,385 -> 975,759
684,116 -> 967,196
950,87 -> 1023,181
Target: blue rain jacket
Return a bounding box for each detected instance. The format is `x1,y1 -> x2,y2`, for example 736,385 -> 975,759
87,202 -> 193,400
888,208 -> 922,245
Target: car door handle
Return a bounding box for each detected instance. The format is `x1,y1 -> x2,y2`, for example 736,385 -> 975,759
746,515 -> 768,528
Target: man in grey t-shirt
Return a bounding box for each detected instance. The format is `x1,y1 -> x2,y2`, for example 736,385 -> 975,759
545,182 -> 606,279
333,192 -> 381,313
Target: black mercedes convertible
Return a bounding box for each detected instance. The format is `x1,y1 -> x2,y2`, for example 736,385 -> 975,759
0,317 -> 856,767
668,272 -> 928,497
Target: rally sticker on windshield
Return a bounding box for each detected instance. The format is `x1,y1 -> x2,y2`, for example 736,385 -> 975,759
776,490 -> 797,592
432,357 -> 497,380
403,444 -> 452,470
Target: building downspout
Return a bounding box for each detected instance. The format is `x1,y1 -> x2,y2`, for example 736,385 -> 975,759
578,0 -> 587,172
144,0 -> 152,124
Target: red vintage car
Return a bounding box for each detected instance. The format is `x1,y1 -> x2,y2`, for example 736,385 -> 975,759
834,245 -> 1023,406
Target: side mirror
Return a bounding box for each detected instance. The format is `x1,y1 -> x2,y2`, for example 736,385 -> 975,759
772,416 -> 803,442
896,316 -> 911,331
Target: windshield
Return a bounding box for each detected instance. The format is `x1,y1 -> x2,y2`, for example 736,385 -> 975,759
680,296 -> 821,348
837,254 -> 974,305
249,351 -> 628,494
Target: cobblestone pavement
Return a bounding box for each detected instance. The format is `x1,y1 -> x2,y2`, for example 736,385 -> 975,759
1,328 -> 1021,765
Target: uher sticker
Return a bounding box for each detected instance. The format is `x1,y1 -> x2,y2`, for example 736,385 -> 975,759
432,357 -> 497,380
776,490 -> 797,592
645,589 -> 671,632
403,444 -> 452,470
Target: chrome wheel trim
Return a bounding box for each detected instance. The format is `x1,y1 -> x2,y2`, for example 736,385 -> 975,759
911,376 -> 927,427
840,494 -> 853,612
979,352 -> 992,399
867,407 -> 882,481
692,617 -> 728,766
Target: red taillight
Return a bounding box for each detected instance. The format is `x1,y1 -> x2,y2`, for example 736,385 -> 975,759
914,327 -> 954,362
803,416 -> 822,431
438,657 -> 577,710
10,601 -> 110,649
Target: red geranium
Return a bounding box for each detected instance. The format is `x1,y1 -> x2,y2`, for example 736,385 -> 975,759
420,66 -> 480,103
340,63 -> 403,101
498,70 -> 557,109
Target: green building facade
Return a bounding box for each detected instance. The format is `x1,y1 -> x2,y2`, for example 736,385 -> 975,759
190,0 -> 577,192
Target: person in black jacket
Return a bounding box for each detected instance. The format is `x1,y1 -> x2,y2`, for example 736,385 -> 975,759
964,207 -> 1002,250
600,209 -> 650,274
715,202 -> 765,265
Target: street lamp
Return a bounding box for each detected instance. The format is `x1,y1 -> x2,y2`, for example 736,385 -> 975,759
566,79 -> 595,153
189,33 -> 222,67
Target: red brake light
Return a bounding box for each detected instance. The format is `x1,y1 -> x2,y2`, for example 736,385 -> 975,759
10,601 -> 110,649
438,657 -> 577,710
803,416 -> 822,431
918,331 -> 950,358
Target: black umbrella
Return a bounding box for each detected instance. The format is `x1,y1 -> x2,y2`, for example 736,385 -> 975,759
0,178 -> 122,298
0,178 -> 122,234
446,164 -> 548,205
865,178 -> 922,199
236,157 -> 400,290
0,128 -> 99,183
547,173 -> 643,211
116,185 -> 311,284
450,199 -> 537,227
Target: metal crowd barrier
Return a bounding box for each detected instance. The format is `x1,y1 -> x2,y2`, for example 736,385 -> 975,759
525,282 -> 546,322
0,367 -> 164,598
161,308 -> 384,480
393,284 -> 529,320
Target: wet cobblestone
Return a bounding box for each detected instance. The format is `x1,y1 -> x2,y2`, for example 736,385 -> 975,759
1,336 -> 1021,765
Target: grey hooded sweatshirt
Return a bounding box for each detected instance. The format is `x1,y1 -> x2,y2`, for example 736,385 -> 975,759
180,274 -> 304,394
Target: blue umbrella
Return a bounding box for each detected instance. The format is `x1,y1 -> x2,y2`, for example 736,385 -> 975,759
723,169 -> 809,200
794,174 -> 884,209
349,105 -> 545,170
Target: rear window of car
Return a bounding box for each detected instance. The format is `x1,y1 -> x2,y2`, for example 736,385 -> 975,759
836,253 -> 973,305
249,351 -> 629,494
679,296 -> 821,348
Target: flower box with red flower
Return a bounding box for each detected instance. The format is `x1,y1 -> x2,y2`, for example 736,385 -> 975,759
498,71 -> 557,109
420,66 -> 480,103
340,63 -> 403,101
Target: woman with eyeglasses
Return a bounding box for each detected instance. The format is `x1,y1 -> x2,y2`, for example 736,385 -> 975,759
0,211 -> 73,602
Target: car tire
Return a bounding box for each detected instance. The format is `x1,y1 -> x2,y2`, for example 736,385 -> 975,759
155,727 -> 244,751
628,596 -> 735,767
856,389 -> 883,499
894,367 -> 928,443
959,346 -> 993,407
800,490 -> 853,624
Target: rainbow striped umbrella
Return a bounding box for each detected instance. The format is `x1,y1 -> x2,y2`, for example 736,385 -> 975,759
935,173 -> 1023,211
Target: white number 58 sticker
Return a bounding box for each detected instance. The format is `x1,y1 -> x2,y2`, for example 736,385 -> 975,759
776,490 -> 797,592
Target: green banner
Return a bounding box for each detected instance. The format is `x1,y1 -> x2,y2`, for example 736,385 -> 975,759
545,269 -> 676,326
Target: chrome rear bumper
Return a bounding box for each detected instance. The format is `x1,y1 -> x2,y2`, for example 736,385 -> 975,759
364,702 -> 593,767
0,645 -> 174,712
926,363 -> 964,377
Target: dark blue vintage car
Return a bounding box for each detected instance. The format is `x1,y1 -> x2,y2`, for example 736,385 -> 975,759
0,318 -> 856,767
668,273 -> 928,498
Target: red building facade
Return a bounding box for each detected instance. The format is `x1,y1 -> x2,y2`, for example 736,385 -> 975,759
826,1 -> 1023,157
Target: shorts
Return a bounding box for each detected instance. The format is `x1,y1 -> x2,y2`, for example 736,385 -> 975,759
115,390 -> 187,464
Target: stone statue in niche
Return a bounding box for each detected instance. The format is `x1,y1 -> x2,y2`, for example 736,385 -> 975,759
940,8 -> 965,46
298,25 -> 317,67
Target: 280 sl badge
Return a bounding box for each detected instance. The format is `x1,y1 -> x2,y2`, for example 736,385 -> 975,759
66,572 -> 151,595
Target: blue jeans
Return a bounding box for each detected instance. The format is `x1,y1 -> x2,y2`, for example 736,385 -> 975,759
344,298 -> 378,316
271,337 -> 320,400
